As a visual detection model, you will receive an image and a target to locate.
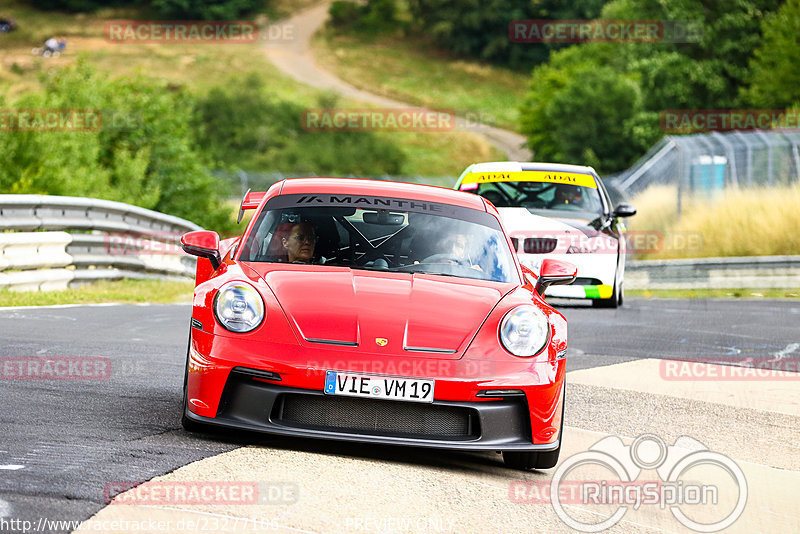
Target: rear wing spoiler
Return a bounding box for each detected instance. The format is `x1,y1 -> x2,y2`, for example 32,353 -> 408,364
237,189 -> 267,224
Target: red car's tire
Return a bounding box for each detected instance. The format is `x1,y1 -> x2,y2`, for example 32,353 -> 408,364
504,385 -> 565,470
181,339 -> 212,433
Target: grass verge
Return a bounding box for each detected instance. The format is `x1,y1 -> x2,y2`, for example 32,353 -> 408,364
628,288 -> 800,299
0,279 -> 194,307
627,184 -> 800,259
312,31 -> 529,132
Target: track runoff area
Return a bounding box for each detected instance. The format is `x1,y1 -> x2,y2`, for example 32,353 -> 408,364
0,300 -> 797,533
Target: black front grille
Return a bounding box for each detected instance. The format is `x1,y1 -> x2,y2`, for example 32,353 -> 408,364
523,237 -> 558,254
572,277 -> 602,286
273,394 -> 479,440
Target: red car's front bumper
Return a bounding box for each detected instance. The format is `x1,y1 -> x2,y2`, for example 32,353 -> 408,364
186,328 -> 565,451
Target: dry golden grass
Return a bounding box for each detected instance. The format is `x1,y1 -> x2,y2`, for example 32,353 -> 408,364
626,185 -> 682,234
628,184 -> 800,258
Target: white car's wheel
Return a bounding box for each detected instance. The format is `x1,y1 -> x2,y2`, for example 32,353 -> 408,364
593,278 -> 619,308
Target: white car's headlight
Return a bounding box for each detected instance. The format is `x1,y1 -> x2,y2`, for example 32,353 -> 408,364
499,305 -> 549,357
213,281 -> 265,333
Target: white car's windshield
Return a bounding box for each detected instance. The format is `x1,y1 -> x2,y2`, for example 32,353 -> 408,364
474,181 -> 605,220
239,194 -> 518,283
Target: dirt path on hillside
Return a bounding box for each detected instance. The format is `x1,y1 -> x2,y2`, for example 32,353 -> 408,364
263,2 -> 532,161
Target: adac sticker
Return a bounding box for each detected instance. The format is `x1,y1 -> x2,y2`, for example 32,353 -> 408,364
460,170 -> 598,189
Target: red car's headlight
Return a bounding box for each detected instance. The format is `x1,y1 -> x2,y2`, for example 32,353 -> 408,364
213,281 -> 265,333
499,305 -> 549,357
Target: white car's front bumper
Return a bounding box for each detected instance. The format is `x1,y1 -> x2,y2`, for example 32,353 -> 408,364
519,251 -> 620,300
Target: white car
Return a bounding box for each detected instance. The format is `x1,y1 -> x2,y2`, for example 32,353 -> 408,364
455,162 -> 636,308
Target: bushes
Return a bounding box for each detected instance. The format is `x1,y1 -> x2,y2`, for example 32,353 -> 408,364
22,0 -> 266,19
328,0 -> 404,35
519,0 -> 784,173
0,62 -> 236,233
192,73 -> 406,175
0,64 -> 408,232
150,0 -> 267,20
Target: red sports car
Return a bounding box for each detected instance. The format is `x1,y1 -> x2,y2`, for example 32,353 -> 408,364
180,178 -> 576,470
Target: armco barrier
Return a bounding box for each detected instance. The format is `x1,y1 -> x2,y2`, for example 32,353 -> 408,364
626,255 -> 800,290
0,195 -> 201,291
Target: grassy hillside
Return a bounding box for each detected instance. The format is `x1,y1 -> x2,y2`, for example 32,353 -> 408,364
0,1 -> 501,179
312,31 -> 529,132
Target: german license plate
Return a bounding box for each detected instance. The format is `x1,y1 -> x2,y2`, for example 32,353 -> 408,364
324,371 -> 434,403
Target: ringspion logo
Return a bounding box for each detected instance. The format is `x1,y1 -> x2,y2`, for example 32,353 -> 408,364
511,434 -> 747,532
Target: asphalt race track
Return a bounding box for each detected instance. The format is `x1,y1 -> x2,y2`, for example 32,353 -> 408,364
0,299 -> 798,533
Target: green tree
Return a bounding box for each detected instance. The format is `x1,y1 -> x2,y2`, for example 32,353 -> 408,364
520,0 -> 783,173
521,62 -> 644,173
744,0 -> 800,108
403,0 -> 609,69
150,0 -> 266,20
0,62 -> 235,233
192,73 -> 406,175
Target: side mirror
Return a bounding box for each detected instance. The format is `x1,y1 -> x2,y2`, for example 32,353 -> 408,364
536,259 -> 577,294
181,230 -> 221,270
613,203 -> 637,218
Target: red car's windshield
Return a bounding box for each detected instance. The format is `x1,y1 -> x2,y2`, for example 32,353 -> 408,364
239,194 -> 518,283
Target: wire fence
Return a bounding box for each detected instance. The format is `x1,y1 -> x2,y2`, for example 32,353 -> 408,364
218,129 -> 800,212
606,130 -> 800,213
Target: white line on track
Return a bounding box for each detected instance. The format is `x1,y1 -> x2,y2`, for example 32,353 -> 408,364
0,302 -> 190,311
773,342 -> 800,360
0,498 -> 11,518
0,464 -> 24,470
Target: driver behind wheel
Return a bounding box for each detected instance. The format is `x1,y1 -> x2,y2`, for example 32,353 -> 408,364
434,233 -> 483,271
282,222 -> 317,263
548,184 -> 585,209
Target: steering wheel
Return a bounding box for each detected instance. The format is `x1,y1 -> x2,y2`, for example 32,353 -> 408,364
421,253 -> 468,266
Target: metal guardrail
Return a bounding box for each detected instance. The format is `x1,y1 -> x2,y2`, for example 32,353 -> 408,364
0,195 -> 201,291
626,255 -> 800,290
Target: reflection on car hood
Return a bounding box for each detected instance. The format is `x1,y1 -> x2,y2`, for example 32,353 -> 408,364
243,264 -> 511,358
